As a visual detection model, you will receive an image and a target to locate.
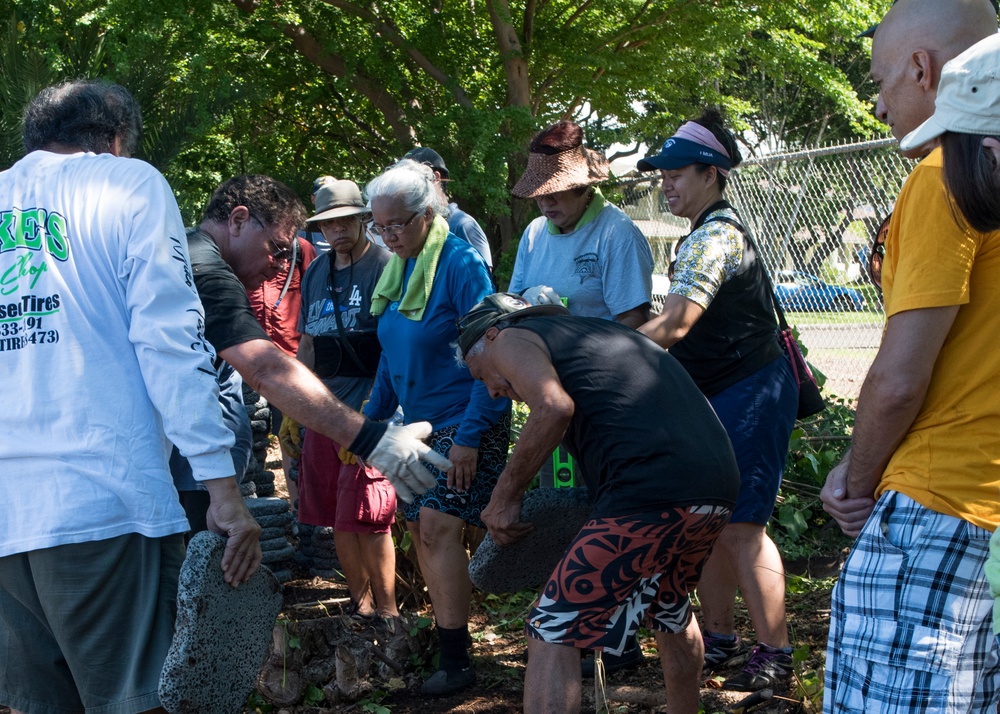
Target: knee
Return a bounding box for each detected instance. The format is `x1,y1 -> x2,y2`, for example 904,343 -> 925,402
415,515 -> 463,553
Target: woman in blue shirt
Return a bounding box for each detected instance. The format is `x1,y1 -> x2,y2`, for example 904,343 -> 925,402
363,159 -> 510,697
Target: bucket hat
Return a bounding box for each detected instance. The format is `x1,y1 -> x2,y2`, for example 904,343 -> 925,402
307,179 -> 369,222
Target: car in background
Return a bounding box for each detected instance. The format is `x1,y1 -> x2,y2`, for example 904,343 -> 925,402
651,273 -> 671,315
773,270 -> 865,312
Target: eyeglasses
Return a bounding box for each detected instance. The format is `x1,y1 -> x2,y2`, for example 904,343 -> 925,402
252,217 -> 292,264
371,211 -> 420,237
868,212 -> 890,290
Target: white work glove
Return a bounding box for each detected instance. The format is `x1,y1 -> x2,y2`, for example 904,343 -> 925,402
521,285 -> 562,307
364,421 -> 452,503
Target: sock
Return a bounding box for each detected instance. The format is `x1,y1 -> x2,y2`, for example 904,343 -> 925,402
759,643 -> 794,655
437,625 -> 471,671
704,630 -> 738,643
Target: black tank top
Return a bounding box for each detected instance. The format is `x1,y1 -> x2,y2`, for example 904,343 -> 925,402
668,202 -> 783,396
513,316 -> 740,517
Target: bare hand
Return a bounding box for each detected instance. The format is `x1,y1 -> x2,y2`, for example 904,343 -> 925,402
481,495 -> 534,546
447,444 -> 478,492
820,461 -> 875,538
205,480 -> 263,586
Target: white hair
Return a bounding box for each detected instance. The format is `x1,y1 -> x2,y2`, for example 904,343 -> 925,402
365,158 -> 448,216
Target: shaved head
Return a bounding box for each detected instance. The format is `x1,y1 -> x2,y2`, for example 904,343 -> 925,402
877,0 -> 996,69
872,0 -> 997,155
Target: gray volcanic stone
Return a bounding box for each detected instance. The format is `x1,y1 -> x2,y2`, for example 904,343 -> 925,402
261,543 -> 296,565
159,531 -> 282,714
259,536 -> 291,552
259,526 -> 287,541
256,483 -> 275,497
245,497 -> 289,517
469,487 -> 593,594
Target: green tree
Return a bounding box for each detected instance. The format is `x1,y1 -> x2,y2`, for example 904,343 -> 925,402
3,1 -> 891,246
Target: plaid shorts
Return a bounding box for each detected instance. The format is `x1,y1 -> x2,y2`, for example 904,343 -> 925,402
824,491 -> 1000,714
526,505 -> 730,655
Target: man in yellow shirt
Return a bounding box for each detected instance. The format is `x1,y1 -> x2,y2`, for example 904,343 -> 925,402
820,1 -> 1000,712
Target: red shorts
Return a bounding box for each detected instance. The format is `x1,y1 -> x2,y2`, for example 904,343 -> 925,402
297,429 -> 397,533
526,506 -> 730,655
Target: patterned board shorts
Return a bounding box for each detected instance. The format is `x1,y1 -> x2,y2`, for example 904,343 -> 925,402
401,412 -> 510,527
526,505 -> 731,655
824,491 -> 1000,714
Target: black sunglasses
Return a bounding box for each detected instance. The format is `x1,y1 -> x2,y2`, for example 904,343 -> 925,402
868,212 -> 890,290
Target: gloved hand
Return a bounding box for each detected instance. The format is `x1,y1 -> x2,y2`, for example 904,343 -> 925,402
338,446 -> 358,465
364,421 -> 452,503
278,415 -> 302,458
520,284 -> 562,307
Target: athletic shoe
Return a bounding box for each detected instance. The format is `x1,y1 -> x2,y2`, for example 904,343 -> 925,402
581,635 -> 643,678
721,644 -> 793,691
703,632 -> 749,670
420,665 -> 476,696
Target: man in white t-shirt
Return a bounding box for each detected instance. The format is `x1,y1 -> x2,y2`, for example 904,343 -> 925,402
0,79 -> 262,714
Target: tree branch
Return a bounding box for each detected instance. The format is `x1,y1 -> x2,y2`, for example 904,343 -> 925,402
280,22 -> 416,145
318,0 -> 474,109
488,0 -> 531,108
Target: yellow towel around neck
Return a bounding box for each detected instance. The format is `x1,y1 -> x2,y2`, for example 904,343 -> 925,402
370,215 -> 450,320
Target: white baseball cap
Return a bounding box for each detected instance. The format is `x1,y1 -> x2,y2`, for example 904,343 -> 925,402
900,33 -> 1000,152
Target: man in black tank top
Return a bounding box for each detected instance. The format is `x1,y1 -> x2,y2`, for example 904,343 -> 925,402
456,293 -> 739,714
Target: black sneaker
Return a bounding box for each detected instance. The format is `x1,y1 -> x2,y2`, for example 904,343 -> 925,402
703,632 -> 749,671
721,644 -> 793,691
420,665 -> 476,696
581,636 -> 643,678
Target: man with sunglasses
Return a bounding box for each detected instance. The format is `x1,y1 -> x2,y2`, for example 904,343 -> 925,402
820,2 -> 1000,713
176,176 -> 452,532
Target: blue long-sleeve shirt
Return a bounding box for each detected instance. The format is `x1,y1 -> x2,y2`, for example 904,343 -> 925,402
365,234 -> 510,446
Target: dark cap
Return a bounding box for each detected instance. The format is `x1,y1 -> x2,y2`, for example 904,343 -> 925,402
636,137 -> 733,173
403,147 -> 449,180
457,292 -> 568,356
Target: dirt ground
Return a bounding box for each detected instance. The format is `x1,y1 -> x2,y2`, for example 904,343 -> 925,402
264,450 -> 832,714
271,572 -> 831,714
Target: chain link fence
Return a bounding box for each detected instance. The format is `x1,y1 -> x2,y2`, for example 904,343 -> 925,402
615,137 -> 914,400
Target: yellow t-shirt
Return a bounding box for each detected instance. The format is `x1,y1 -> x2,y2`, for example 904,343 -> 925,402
875,147 -> 1000,532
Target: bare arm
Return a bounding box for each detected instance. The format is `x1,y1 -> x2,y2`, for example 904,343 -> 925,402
296,332 -> 315,370
221,338 -> 364,448
637,293 -> 705,348
480,330 -> 575,545
614,304 -> 651,329
821,305 -> 958,535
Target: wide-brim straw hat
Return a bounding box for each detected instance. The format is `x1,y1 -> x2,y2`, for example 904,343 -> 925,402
512,144 -> 610,199
307,179 -> 369,222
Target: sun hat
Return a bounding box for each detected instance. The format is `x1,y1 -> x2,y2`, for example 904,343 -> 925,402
306,179 -> 369,222
637,121 -> 734,175
900,33 -> 1000,151
511,121 -> 610,199
457,292 -> 569,356
403,147 -> 450,180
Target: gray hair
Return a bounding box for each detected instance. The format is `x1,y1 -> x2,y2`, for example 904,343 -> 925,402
365,158 -> 448,216
451,317 -> 513,369
23,80 -> 142,155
